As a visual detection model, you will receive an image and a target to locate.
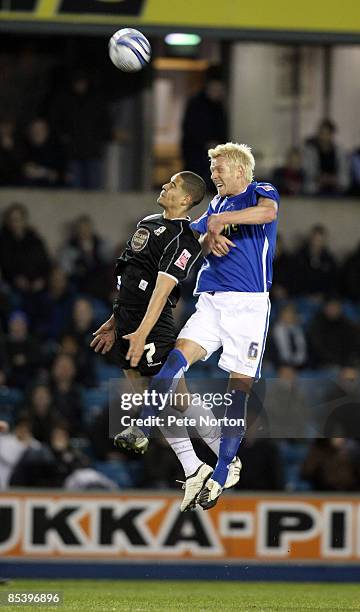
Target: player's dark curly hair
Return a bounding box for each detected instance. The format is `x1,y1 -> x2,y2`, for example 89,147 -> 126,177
179,171 -> 206,208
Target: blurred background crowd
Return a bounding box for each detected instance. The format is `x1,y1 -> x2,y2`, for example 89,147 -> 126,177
0,201 -> 359,494
1,70 -> 360,197
1,33 -> 360,496
1,38 -> 360,196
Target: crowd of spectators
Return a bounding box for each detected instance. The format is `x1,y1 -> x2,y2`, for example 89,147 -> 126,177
0,202 -> 359,493
1,58 -> 360,197
271,119 -> 360,196
0,73 -> 111,190
181,70 -> 360,198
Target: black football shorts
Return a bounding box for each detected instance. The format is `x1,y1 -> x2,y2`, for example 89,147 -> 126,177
113,304 -> 176,376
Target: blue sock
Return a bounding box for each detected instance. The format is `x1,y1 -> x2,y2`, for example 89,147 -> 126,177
211,390 -> 248,487
140,348 -> 188,437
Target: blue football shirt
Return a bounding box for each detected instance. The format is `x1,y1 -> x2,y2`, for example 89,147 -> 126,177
191,181 -> 280,294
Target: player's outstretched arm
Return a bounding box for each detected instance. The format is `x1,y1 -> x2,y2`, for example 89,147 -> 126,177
209,197 -> 277,231
123,273 -> 177,368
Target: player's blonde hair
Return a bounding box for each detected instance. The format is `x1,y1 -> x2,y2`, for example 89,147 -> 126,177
208,142 -> 255,182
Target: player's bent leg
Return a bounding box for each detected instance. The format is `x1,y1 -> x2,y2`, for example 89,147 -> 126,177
175,338 -> 207,368
139,340 -> 206,437
114,342 -> 206,453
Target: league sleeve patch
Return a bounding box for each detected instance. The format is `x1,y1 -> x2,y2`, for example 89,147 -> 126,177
255,183 -> 280,203
174,249 -> 192,270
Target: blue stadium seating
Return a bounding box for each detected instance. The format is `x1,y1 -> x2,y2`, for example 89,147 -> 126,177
95,360 -> 122,385
81,386 -> 108,424
279,440 -> 311,491
94,459 -> 141,488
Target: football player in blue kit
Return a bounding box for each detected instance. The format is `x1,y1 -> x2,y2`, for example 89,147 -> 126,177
119,142 -> 279,510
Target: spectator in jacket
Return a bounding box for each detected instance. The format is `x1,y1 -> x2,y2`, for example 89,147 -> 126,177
271,234 -> 296,299
272,147 -> 305,196
340,241 -> 360,301
308,299 -> 360,368
301,438 -> 360,491
21,118 -> 65,187
270,303 -> 308,368
0,311 -> 42,389
0,119 -> 23,186
181,68 -> 227,191
59,215 -> 112,300
0,203 -> 50,295
51,73 -> 111,189
24,265 -> 75,340
27,383 -> 59,444
322,367 -> 360,438
50,353 -> 84,437
295,225 -> 338,298
0,415 -> 41,488
303,119 -> 349,195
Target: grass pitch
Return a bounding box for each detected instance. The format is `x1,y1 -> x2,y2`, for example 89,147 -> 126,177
0,580 -> 359,611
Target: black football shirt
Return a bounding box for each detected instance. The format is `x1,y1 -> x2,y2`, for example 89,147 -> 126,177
115,213 -> 202,309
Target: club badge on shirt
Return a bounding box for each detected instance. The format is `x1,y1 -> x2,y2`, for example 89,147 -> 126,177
174,249 -> 192,270
131,227 -> 150,252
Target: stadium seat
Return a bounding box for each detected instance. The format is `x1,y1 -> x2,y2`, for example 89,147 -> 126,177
94,459 -> 141,488
279,440 -> 312,492
343,300 -> 360,323
294,297 -> 322,327
88,297 -> 112,327
95,361 -> 121,384
81,386 -> 109,424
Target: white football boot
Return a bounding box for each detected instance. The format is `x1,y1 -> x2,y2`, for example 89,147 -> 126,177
197,478 -> 223,510
224,457 -> 242,489
180,463 -> 213,512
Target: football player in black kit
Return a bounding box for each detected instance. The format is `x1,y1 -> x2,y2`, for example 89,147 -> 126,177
91,171 -> 241,511
91,171 -> 205,380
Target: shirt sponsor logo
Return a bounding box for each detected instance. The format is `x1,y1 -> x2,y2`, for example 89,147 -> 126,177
174,249 -> 192,271
131,227 -> 150,252
154,226 -> 166,236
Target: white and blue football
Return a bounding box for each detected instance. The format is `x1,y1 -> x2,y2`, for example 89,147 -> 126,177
109,28 -> 151,72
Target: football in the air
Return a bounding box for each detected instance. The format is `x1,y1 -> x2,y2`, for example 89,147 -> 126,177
108,28 -> 151,72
